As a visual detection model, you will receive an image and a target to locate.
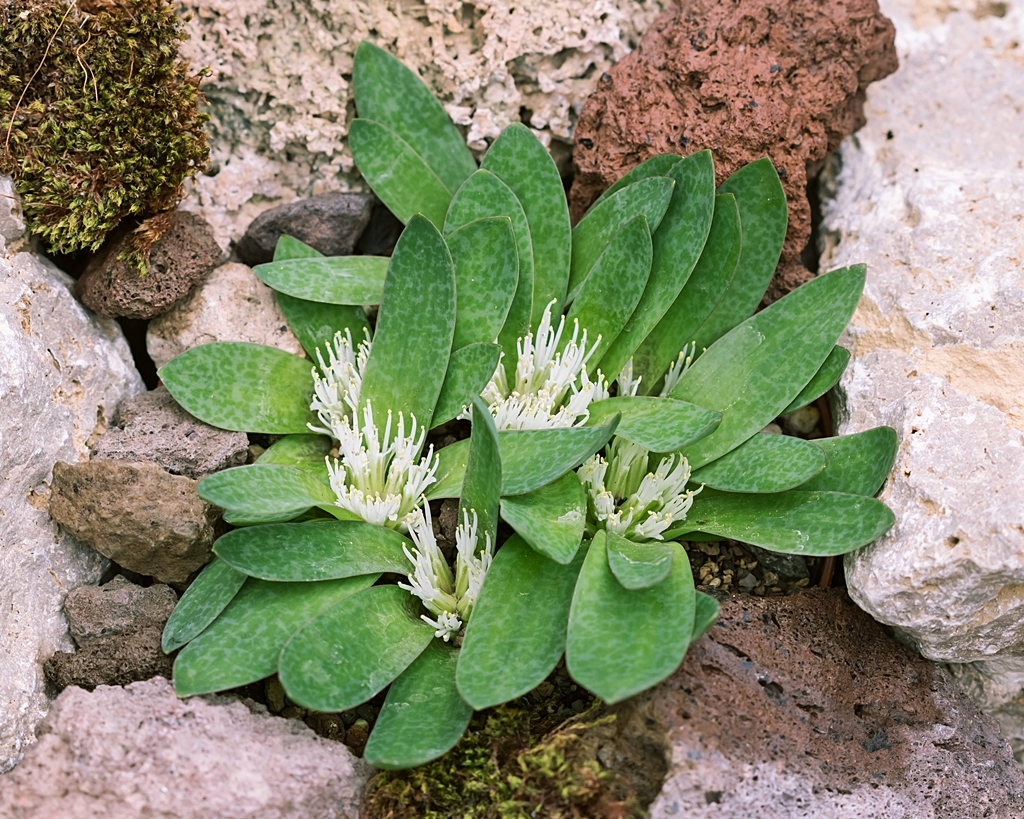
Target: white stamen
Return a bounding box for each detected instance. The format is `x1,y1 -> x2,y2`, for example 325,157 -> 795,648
660,342 -> 697,397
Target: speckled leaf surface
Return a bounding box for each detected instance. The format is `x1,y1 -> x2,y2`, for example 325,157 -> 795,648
274,235 -> 321,260
172,575 -> 376,696
692,591 -> 720,640
255,434 -> 332,482
353,42 -> 476,195
690,158 -> 787,352
567,177 -> 674,301
446,217 -> 518,349
670,266 -> 866,469
499,472 -> 586,564
213,520 -> 412,581
799,427 -> 899,496
598,151 -> 715,378
585,396 -> 720,453
359,215 -> 455,425
160,342 -> 315,434
459,397 -> 502,541
780,346 -> 851,415
278,585 -> 434,712
606,532 -> 674,590
431,343 -> 501,429
566,535 -> 694,704
456,536 -> 587,710
162,558 -> 246,653
364,641 -> 473,769
632,193 -> 741,391
680,490 -> 896,555
253,256 -> 388,305
565,215 -> 652,366
689,432 -> 826,493
276,293 -> 370,362
591,154 -> 683,209
198,464 -> 336,525
482,124 -> 571,325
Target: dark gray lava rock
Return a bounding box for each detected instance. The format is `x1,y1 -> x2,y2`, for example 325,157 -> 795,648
91,387 -> 248,479
236,192 -> 374,265
76,210 -> 221,320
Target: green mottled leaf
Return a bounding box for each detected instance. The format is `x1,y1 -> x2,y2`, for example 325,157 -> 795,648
500,472 -> 585,564
198,465 -> 336,525
566,535 -> 694,703
690,158 -> 787,352
274,235 -> 321,260
606,532 -> 674,590
431,343 -> 501,429
692,591 -> 720,640
173,575 -> 375,696
679,490 -> 896,555
354,42 -> 476,194
598,151 -> 716,378
670,266 -> 866,469
360,216 -> 455,425
349,119 -> 451,228
214,520 -> 412,581
689,432 -> 826,493
632,193 -> 741,391
364,641 -> 473,769
254,256 -> 388,305
255,434 -> 332,481
568,177 -> 674,301
162,558 -> 246,652
482,123 -> 571,325
427,421 -> 619,500
565,215 -> 652,366
590,154 -> 683,209
279,586 -> 434,712
447,217 -> 519,349
457,536 -> 586,709
780,346 -> 851,415
160,343 -> 315,434
585,396 -> 720,453
459,397 -> 502,541
799,427 -> 898,496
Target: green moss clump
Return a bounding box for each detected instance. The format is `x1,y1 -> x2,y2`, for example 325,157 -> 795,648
0,0 -> 208,255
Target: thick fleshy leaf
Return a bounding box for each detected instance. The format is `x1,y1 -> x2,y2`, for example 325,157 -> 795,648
482,123 -> 571,324
253,256 -> 388,305
172,575 -> 375,696
198,465 -> 336,525
564,215 -> 652,365
213,520 -> 412,581
447,217 -> 518,349
459,397 -> 502,541
678,490 -> 896,555
568,177 -> 674,301
360,216 -> 455,425
499,472 -> 586,564
799,427 -> 899,496
590,154 -> 684,209
278,585 -> 434,712
692,591 -> 720,640
598,151 -> 716,378
431,343 -> 501,429
445,170 -> 534,371
606,532 -> 674,590
457,536 -> 587,709
670,266 -> 866,469
274,235 -> 321,260
255,434 -> 332,481
427,421 -> 619,500
690,158 -> 787,352
688,432 -> 826,493
566,534 -> 694,703
585,396 -> 721,453
160,343 -> 315,434
364,640 -> 473,769
349,119 -> 451,228
162,558 -> 246,652
353,42 -> 476,194
780,346 -> 851,415
632,193 -> 742,391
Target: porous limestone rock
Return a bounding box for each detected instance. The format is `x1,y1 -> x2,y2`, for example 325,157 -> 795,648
0,210 -> 143,772
176,0 -> 671,249
146,262 -> 304,368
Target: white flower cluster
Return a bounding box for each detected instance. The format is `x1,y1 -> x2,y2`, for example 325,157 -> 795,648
399,506 -> 495,641
309,329 -> 370,436
577,437 -> 701,542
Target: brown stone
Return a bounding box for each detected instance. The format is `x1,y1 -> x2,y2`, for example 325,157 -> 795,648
44,627 -> 174,691
76,210 -> 221,319
63,574 -> 177,648
569,0 -> 898,303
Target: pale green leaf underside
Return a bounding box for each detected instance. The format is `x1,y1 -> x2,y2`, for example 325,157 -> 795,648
431,343 -> 501,429
585,396 -> 721,453
605,532 -> 674,590
688,432 -> 826,493
198,464 -> 336,525
780,346 -> 851,415
799,427 -> 898,496
499,472 -> 586,564
161,558 -> 246,653
692,591 -> 720,640
447,217 -> 519,349
254,256 -> 388,305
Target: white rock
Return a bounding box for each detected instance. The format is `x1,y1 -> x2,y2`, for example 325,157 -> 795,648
146,262 -> 305,368
0,176 -> 25,244
821,0 -> 1024,698
0,243 -> 143,773
176,0 -> 670,249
